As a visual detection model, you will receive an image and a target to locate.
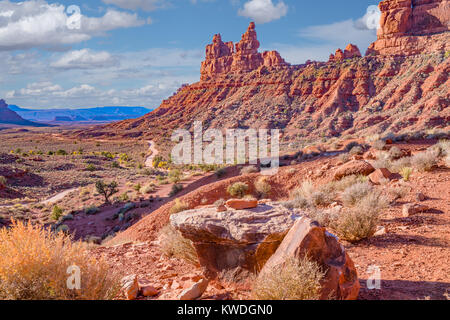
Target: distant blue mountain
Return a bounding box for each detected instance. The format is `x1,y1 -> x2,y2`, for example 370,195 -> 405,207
7,105 -> 152,123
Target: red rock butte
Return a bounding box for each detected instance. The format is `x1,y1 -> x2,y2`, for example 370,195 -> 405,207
367,0 -> 450,55
201,22 -> 289,81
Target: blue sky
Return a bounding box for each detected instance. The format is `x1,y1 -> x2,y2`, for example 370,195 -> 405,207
0,0 -> 380,109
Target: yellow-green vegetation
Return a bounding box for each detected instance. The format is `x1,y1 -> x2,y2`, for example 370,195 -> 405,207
227,182 -> 249,198
252,257 -> 324,300
159,224 -> 199,266
169,199 -> 189,215
168,169 -> 182,183
400,167 -> 413,181
0,221 -> 121,300
51,205 -> 64,221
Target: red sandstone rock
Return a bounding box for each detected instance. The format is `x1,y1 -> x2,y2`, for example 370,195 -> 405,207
369,168 -> 394,184
367,0 -> 450,56
402,203 -> 430,217
200,22 -> 288,80
226,199 -> 258,210
334,160 -> 376,180
259,217 -> 360,300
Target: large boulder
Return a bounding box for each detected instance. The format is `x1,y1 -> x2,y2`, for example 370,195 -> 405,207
259,216 -> 360,300
170,203 -> 301,277
333,160 -> 375,180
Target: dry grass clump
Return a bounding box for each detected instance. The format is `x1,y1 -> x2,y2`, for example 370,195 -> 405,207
252,257 -> 324,300
410,151 -> 438,172
240,165 -> 259,175
341,182 -> 373,206
254,177 -> 271,199
159,224 -> 199,266
372,139 -> 386,150
169,199 -> 189,215
289,180 -> 333,208
0,221 -> 121,300
227,182 -> 249,198
334,192 -> 388,243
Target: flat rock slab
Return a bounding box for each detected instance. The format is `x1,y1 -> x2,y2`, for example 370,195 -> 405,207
170,203 -> 302,276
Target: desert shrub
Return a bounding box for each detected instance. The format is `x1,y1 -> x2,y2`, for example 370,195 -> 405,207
85,206 -> 99,215
337,153 -> 350,163
252,257 -> 324,300
254,177 -> 271,199
141,183 -> 155,194
169,199 -> 189,214
388,146 -> 403,160
152,155 -> 163,168
390,186 -> 409,201
118,192 -> 129,202
341,182 -> 373,206
411,151 -> 437,172
344,141 -> 361,152
159,224 -> 199,266
0,176 -> 7,187
400,167 -> 413,181
0,221 -> 121,300
240,165 -> 259,175
111,161 -> 120,169
169,184 -> 183,197
372,139 -> 386,150
390,157 -> 412,173
291,180 -> 333,208
334,192 -> 387,243
168,169 -> 182,183
85,164 -> 96,172
227,182 -> 249,198
349,146 -> 364,156
215,167 -> 226,178
133,183 -> 141,192
51,205 -> 64,221
95,180 -> 119,204
55,149 -> 67,156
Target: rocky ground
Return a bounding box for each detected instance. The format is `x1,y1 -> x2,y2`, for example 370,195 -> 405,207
87,139 -> 449,301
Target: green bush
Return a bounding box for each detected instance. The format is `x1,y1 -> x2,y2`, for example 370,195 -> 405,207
51,206 -> 64,221
169,184 -> 183,197
227,182 -> 249,198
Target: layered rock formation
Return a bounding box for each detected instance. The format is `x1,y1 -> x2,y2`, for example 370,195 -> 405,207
81,0 -> 449,150
201,22 -> 288,80
367,0 -> 450,55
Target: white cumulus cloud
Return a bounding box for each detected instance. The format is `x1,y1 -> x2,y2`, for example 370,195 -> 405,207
238,0 -> 287,24
0,0 -> 146,51
51,49 -> 118,70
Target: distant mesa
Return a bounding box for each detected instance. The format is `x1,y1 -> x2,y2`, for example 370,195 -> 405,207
0,99 -> 48,127
9,106 -> 152,124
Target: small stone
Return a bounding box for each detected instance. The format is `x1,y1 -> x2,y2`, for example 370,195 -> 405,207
416,193 -> 426,202
225,199 -> 258,210
178,278 -> 209,300
402,203 -> 429,217
374,226 -> 386,236
121,275 -> 139,300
